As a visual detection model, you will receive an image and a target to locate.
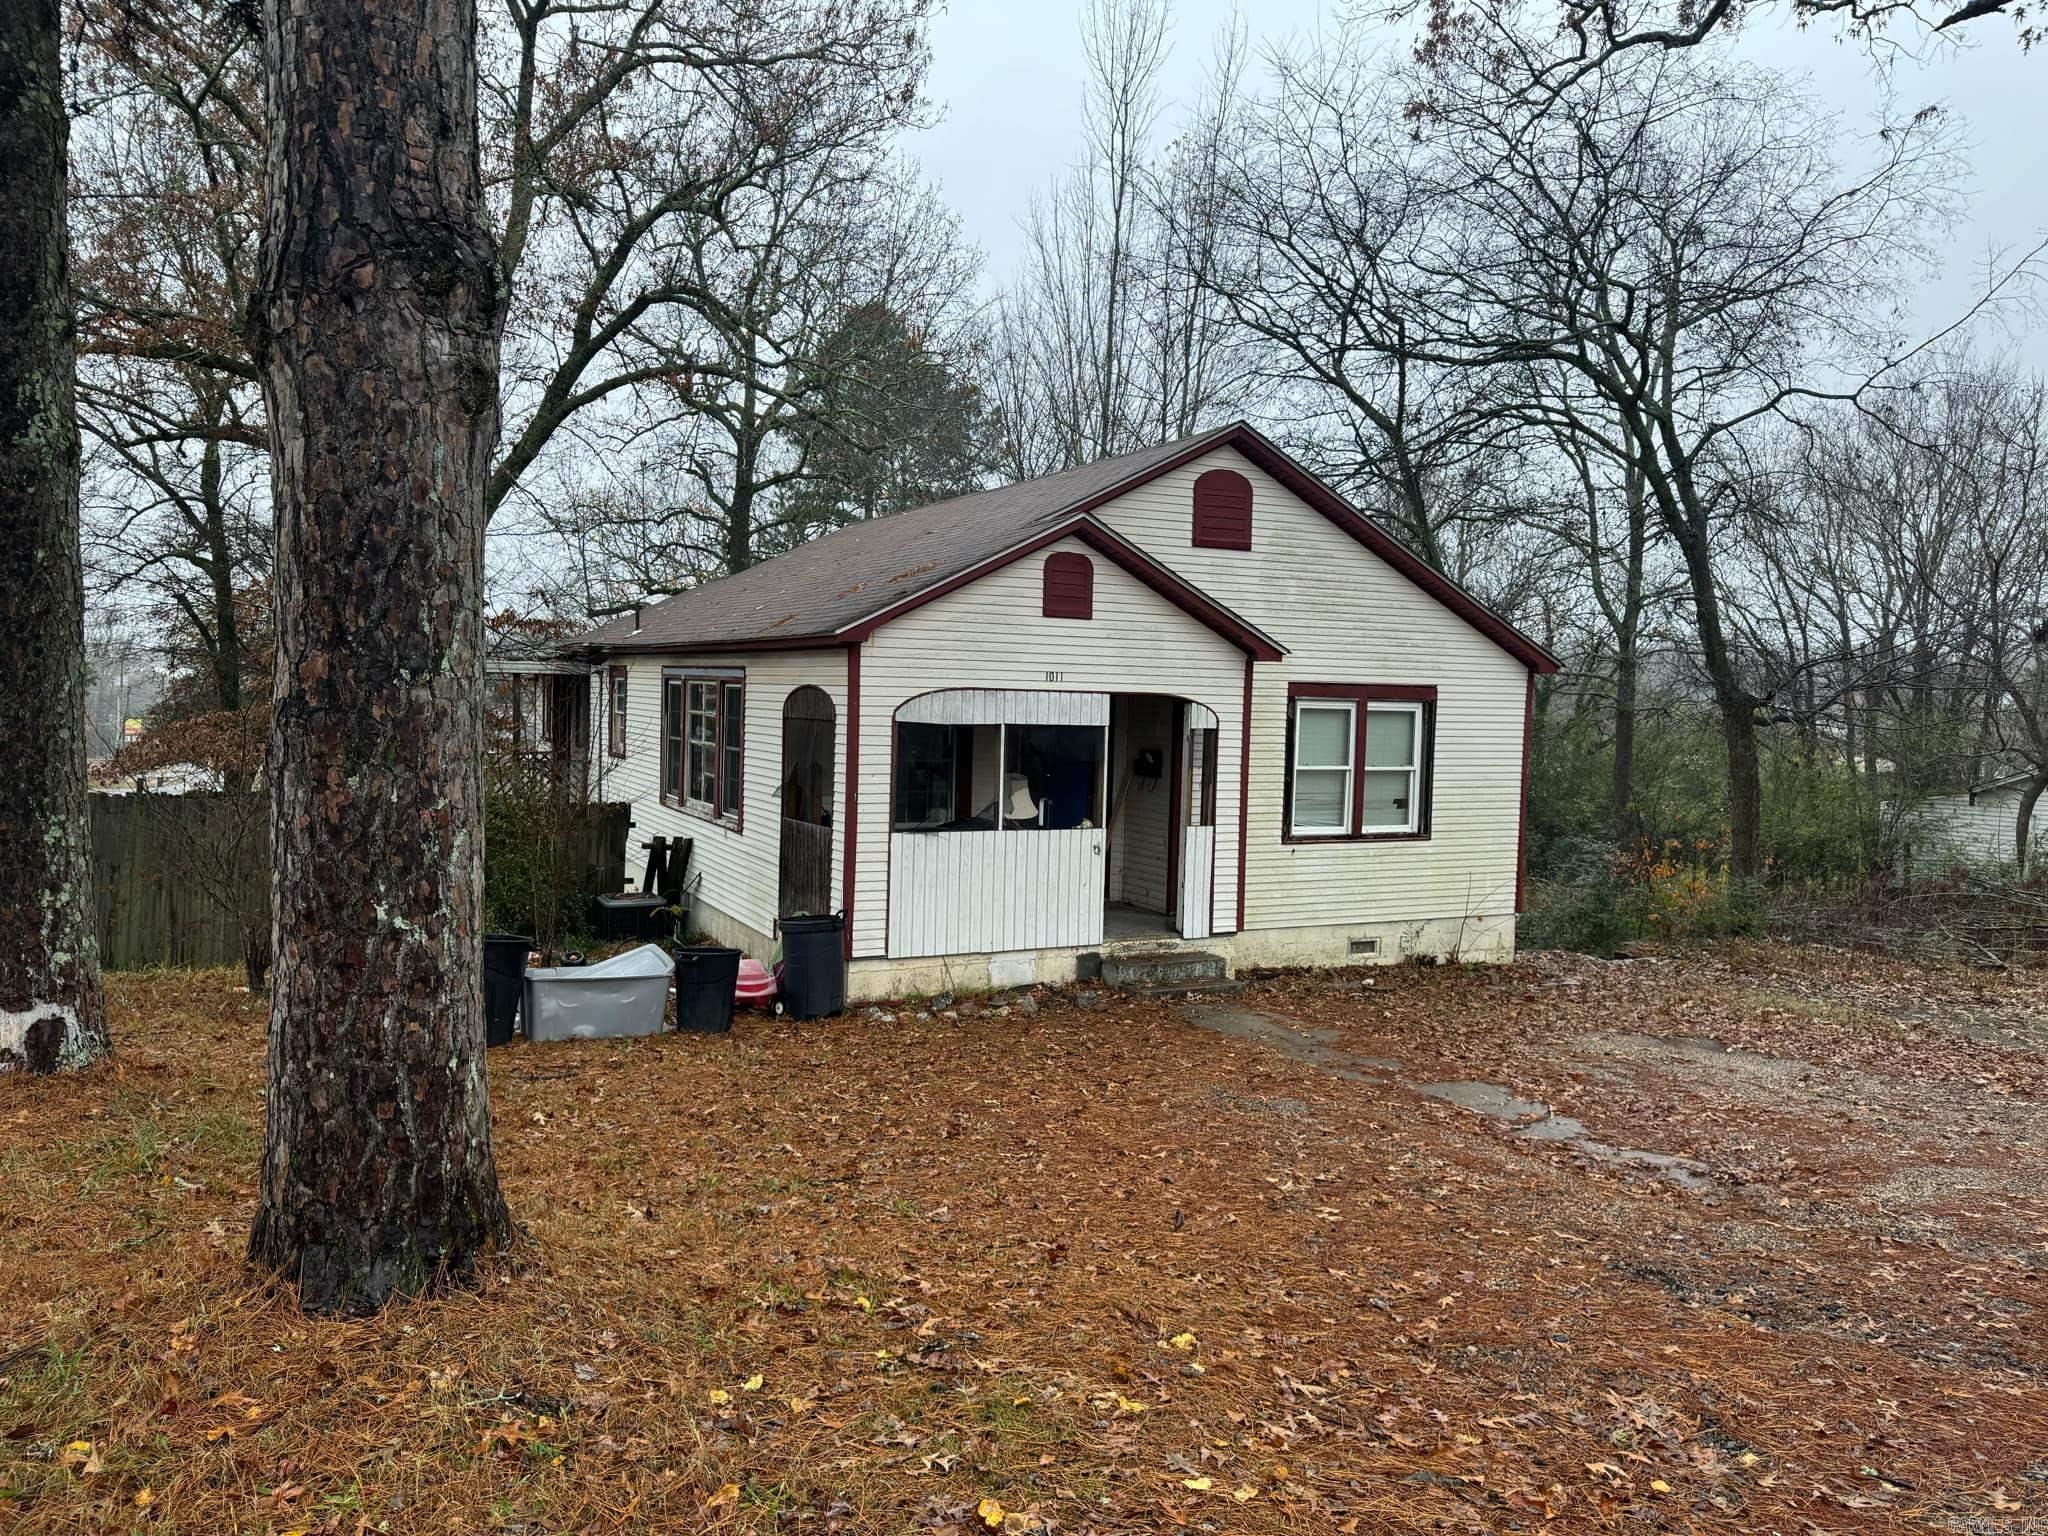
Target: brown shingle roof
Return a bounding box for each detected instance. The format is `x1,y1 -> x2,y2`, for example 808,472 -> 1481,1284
571,421 -> 1558,673
575,425 -> 1240,653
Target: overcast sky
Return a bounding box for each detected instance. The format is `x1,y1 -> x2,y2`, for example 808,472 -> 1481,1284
909,0 -> 2047,367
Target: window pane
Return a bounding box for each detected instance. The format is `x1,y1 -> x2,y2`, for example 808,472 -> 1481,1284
663,681 -> 683,798
1296,704 -> 1353,768
1293,767 -> 1349,831
1361,769 -> 1414,829
1365,707 -> 1416,768
893,722 -> 961,830
721,685 -> 744,813
1002,724 -> 1105,829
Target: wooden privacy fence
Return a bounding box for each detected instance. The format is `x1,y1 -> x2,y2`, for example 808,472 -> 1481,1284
88,793 -> 631,972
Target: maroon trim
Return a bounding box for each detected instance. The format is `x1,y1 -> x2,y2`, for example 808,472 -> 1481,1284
1281,682 -> 1435,843
1291,681 -> 1438,703
843,642 -> 861,959
1042,550 -> 1095,619
1235,658 -> 1252,935
1516,670 -> 1534,915
585,632 -> 846,659
1192,468 -> 1254,550
839,519 -> 1284,662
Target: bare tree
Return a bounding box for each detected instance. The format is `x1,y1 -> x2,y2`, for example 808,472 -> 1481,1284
991,0 -> 1251,473
0,0 -> 109,1074
1382,37 -> 1952,878
247,0 -> 512,1314
68,0 -> 937,641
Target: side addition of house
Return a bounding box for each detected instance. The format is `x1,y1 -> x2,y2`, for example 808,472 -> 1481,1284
569,423 -> 1558,1001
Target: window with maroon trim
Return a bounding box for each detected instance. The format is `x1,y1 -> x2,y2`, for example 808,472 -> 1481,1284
1042,551 -> 1094,618
1284,685 -> 1436,839
1192,468 -> 1253,549
606,667 -> 628,758
661,668 -> 744,824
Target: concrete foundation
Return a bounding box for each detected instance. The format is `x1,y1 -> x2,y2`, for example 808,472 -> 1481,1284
845,911 -> 1517,1004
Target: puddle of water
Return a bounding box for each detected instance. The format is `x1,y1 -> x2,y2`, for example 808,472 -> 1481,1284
1182,1003 -> 1400,1083
1418,1080 -> 1551,1120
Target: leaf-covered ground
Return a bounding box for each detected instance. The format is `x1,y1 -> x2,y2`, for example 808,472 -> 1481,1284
3,942 -> 2044,1534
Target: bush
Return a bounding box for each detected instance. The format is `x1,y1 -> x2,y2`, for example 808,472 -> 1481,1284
483,759 -> 606,959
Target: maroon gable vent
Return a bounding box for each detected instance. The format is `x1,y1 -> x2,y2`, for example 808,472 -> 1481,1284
1042,550 -> 1094,619
1192,468 -> 1253,549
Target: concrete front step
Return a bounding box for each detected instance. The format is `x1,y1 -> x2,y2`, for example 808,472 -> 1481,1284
1115,977 -> 1248,1000
1101,947 -> 1230,992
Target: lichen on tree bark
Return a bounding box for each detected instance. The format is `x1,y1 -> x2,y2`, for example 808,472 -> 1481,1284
246,0 -> 512,1314
0,0 -> 112,1076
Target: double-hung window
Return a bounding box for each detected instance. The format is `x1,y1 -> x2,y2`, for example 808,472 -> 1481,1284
1289,701 -> 1355,836
1286,685 -> 1434,839
662,669 -> 745,823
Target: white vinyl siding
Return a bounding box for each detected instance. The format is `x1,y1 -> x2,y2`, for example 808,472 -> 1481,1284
888,829 -> 1102,956
598,649 -> 846,952
1092,446 -> 1528,932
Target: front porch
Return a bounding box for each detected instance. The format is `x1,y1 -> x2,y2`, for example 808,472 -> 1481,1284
882,687 -> 1228,963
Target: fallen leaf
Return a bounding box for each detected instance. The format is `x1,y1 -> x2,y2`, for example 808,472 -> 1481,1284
1183,1476 -> 1214,1491
706,1482 -> 740,1510
1232,1483 -> 1259,1501
1651,1479 -> 1672,1494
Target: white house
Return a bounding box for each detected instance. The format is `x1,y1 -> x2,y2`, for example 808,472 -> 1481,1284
1904,772 -> 2047,872
568,423 -> 1557,1001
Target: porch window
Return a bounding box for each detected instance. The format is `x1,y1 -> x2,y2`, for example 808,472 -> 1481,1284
892,718 -> 1105,831
663,669 -> 744,822
1003,724 -> 1105,829
1285,684 -> 1435,839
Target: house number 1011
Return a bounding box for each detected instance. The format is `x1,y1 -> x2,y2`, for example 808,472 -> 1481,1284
1044,670 -> 1064,682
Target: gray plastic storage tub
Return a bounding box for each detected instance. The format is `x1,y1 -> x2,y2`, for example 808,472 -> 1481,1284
523,943 -> 674,1042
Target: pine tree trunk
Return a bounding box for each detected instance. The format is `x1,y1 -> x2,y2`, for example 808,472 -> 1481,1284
247,0 -> 511,1314
0,0 -> 110,1075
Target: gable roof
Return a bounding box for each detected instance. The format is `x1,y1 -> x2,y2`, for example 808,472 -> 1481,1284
574,422 -> 1558,673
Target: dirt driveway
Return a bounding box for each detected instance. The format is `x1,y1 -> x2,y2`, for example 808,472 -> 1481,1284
2,942 -> 2044,1533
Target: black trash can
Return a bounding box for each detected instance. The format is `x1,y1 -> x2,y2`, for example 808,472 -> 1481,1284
482,933 -> 532,1046
778,913 -> 846,1019
674,945 -> 742,1034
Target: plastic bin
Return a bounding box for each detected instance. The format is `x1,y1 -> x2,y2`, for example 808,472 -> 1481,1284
674,946 -> 742,1034
482,933 -> 532,1046
778,913 -> 846,1019
523,943 -> 674,1042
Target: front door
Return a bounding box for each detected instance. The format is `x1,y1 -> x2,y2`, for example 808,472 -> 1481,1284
777,686 -> 835,919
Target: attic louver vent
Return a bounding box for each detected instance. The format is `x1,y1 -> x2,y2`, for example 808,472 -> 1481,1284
1192,468 -> 1253,550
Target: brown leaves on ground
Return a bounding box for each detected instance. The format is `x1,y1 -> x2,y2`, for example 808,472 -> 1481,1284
1,941 -> 2044,1533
